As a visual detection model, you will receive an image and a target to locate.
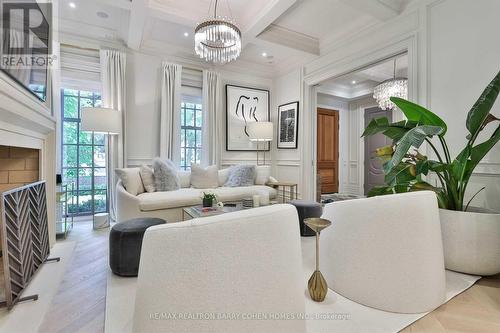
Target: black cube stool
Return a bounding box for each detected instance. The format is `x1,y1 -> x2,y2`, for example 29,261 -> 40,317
109,218 -> 166,276
289,200 -> 323,237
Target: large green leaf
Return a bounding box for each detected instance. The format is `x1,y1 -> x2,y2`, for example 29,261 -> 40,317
386,125 -> 444,171
462,124 -> 500,182
367,185 -> 395,197
385,163 -> 415,186
362,117 -> 390,137
391,97 -> 448,136
466,70 -> 500,138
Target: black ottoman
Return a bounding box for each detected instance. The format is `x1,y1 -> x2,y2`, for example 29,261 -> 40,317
289,200 -> 323,237
109,218 -> 166,276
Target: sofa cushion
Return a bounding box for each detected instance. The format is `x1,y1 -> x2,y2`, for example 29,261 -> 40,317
255,165 -> 271,185
178,170 -> 191,188
115,168 -> 145,196
153,158 -> 180,192
139,165 -> 155,193
214,186 -> 277,203
138,188 -> 203,211
191,164 -> 218,188
136,186 -> 278,211
218,168 -> 230,186
224,165 -> 256,187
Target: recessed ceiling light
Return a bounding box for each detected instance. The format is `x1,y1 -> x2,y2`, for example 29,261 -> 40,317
261,52 -> 267,57
97,11 -> 109,19
183,32 -> 189,37
351,80 -> 357,85
69,2 -> 76,9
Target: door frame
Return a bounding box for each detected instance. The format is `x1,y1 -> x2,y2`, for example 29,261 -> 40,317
316,107 -> 340,195
305,36 -> 418,200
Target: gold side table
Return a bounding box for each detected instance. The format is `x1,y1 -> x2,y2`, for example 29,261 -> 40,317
305,217 -> 332,302
266,181 -> 298,203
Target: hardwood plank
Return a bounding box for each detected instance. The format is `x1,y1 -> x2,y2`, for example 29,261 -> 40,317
39,221 -> 108,333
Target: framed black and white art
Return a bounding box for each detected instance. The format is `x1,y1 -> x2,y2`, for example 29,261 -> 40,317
277,101 -> 299,149
226,84 -> 270,151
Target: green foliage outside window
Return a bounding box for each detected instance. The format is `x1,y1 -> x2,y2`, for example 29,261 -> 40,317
61,88 -> 107,216
180,100 -> 203,170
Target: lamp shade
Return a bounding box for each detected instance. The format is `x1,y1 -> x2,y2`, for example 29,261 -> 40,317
81,107 -> 121,135
248,122 -> 273,142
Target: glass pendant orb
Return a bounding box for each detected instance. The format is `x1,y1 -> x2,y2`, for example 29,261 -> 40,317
373,78 -> 408,110
194,18 -> 241,64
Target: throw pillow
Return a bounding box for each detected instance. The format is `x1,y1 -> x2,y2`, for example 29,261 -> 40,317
224,165 -> 256,187
178,170 -> 191,188
190,164 -> 219,189
115,168 -> 145,196
255,165 -> 272,185
153,158 -> 180,192
139,165 -> 155,193
218,168 -> 230,186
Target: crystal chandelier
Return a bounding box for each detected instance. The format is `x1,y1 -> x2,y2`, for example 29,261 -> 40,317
195,0 -> 241,64
373,58 -> 408,110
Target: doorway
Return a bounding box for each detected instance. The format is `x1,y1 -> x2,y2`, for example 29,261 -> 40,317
317,108 -> 339,194
364,107 -> 392,195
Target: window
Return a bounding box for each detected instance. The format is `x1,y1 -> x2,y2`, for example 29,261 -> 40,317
180,96 -> 202,170
61,88 -> 107,216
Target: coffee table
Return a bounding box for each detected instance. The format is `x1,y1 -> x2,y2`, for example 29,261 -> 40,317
182,203 -> 244,221
182,201 -> 277,221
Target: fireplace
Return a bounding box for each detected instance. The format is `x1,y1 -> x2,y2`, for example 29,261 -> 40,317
0,145 -> 40,193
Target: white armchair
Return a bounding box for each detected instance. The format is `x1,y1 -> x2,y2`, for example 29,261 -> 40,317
320,191 -> 446,313
132,204 -> 307,333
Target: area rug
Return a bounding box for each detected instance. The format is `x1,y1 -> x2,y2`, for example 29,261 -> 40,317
105,238 -> 480,333
0,241 -> 76,333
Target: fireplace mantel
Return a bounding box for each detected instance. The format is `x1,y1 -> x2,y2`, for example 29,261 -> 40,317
0,72 -> 57,246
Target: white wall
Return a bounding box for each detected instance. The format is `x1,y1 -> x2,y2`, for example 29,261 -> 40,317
272,69 -> 303,196
426,0 -> 500,211
126,50 -> 273,168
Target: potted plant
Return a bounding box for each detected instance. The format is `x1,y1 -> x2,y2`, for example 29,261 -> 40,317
362,70 -> 500,275
202,192 -> 217,208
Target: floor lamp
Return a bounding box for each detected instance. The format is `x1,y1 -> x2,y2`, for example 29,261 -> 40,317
248,122 -> 273,165
81,107 -> 121,230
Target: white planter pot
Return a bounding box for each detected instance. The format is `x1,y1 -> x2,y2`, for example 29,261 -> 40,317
440,208 -> 500,276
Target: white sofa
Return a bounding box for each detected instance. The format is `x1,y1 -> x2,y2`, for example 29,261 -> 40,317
116,168 -> 278,223
132,204 -> 306,333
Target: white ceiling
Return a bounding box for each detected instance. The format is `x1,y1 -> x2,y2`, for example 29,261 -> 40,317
318,53 -> 408,100
272,0 -> 377,41
57,0 -> 411,75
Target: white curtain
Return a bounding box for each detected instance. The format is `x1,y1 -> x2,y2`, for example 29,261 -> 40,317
201,70 -> 221,167
160,62 -> 182,165
100,49 -> 126,221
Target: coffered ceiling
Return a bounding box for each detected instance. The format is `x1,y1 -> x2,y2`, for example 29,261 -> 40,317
57,0 -> 411,75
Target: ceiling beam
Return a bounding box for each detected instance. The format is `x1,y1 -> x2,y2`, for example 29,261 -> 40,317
127,0 -> 148,50
257,24 -> 320,55
339,0 -> 401,21
242,0 -> 298,47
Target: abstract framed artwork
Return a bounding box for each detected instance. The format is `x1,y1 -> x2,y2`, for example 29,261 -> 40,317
277,101 -> 299,149
226,84 -> 270,151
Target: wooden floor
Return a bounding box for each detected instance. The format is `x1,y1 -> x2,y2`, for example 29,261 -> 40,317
39,221 -> 108,333
38,220 -> 500,333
